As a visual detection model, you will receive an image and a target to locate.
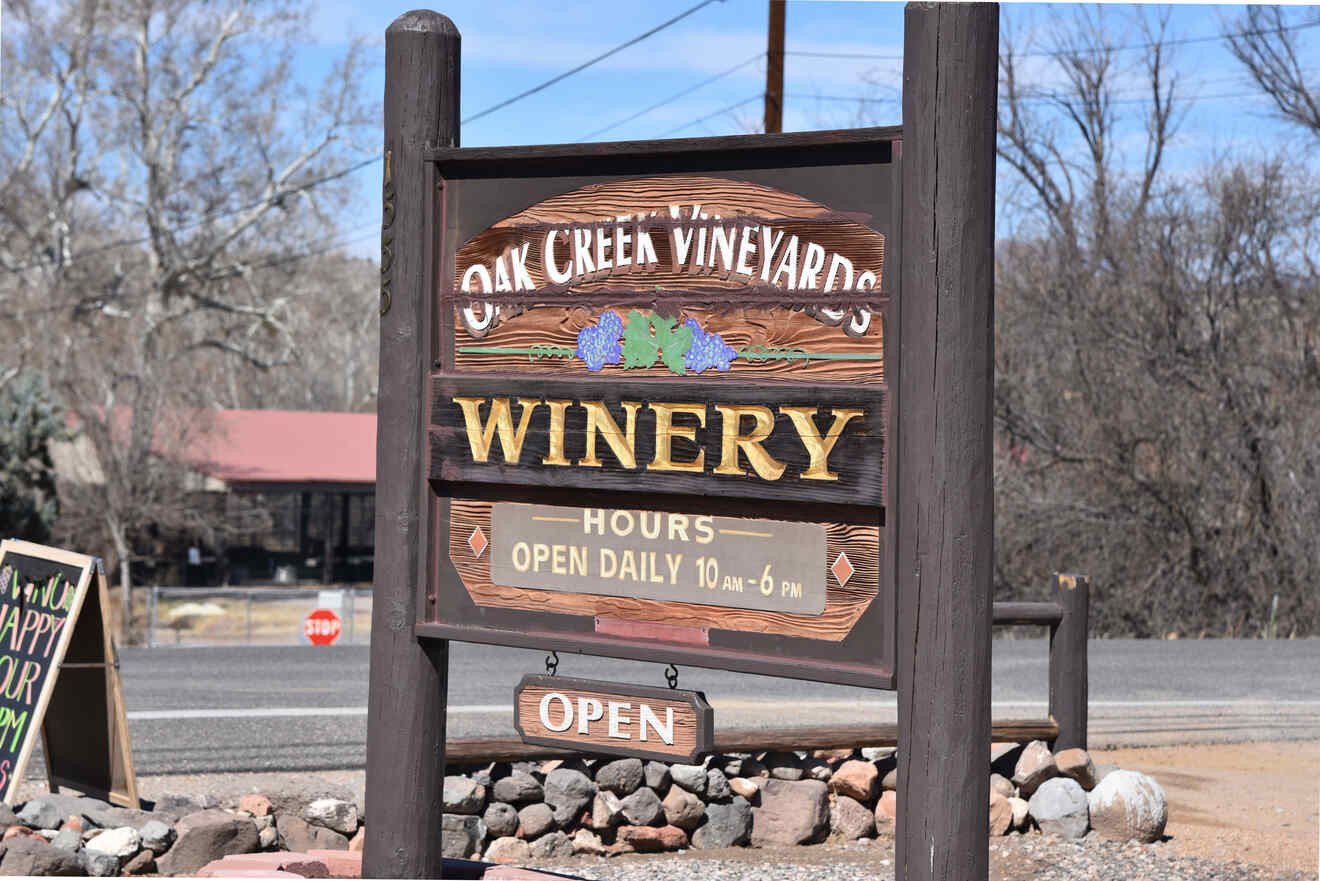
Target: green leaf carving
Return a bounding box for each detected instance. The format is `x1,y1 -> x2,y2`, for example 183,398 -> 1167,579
653,314 -> 693,376
621,309 -> 659,369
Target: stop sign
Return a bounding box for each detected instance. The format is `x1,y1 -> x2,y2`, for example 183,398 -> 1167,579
304,608 -> 341,646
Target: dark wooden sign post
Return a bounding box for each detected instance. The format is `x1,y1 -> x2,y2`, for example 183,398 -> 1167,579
366,4 -> 996,879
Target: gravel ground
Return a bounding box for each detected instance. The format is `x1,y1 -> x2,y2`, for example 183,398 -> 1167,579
531,833 -> 1315,881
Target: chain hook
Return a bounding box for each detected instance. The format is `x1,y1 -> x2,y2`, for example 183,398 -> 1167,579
545,651 -> 559,676
664,663 -> 679,689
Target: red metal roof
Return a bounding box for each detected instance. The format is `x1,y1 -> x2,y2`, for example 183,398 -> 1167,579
192,410 -> 376,485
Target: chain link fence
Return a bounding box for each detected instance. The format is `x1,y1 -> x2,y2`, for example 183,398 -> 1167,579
144,587 -> 373,647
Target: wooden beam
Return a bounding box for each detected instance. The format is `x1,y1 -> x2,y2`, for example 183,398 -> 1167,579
365,11 -> 459,879
1049,574 -> 1090,751
992,601 -> 1064,626
764,0 -> 785,133
898,4 -> 998,881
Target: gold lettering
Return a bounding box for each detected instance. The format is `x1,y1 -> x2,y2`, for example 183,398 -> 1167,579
779,406 -> 865,481
647,402 -> 706,473
713,405 -> 786,480
579,401 -> 641,468
541,399 -> 573,466
452,397 -> 540,463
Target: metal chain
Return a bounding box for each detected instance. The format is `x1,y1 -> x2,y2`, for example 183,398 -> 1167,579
545,651 -> 559,676
665,663 -> 679,689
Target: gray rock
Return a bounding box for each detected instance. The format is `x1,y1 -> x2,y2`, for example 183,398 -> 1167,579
619,787 -> 665,826
492,770 -> 543,805
274,813 -> 348,855
517,802 -> 555,838
17,799 -> 64,830
669,763 -> 707,795
0,804 -> 16,828
121,849 -> 156,875
1028,777 -> 1090,840
589,790 -> 624,831
85,825 -> 141,859
263,782 -> 357,820
484,835 -> 530,863
1087,770 -> 1168,843
157,809 -> 260,875
595,758 -> 645,796
138,819 -> 175,853
830,794 -> 876,840
705,768 -> 732,800
763,751 -> 804,781
861,747 -> 896,762
441,814 -> 486,858
750,779 -> 830,846
51,827 -> 81,851
543,768 -> 595,826
804,758 -> 833,782
1013,740 -> 1058,797
691,796 -> 752,849
258,825 -> 278,849
443,776 -> 487,815
571,827 -> 607,856
483,802 -> 519,838
990,773 -> 1017,800
303,797 -> 359,835
661,784 -> 705,831
152,793 -> 218,820
529,830 -> 574,859
81,848 -> 120,877
644,761 -> 671,791
0,837 -> 82,875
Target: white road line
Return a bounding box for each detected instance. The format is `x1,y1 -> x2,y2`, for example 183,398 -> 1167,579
126,698 -> 1320,721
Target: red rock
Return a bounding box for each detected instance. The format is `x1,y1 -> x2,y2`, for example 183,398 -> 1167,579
483,868 -> 585,880
62,816 -> 83,834
830,759 -> 879,802
200,853 -> 303,876
1055,748 -> 1098,791
615,824 -> 688,852
874,791 -> 897,825
122,850 -> 156,875
348,827 -> 365,852
1012,740 -> 1058,797
239,794 -> 274,817
3,825 -> 31,841
307,848 -> 362,879
729,777 -> 760,800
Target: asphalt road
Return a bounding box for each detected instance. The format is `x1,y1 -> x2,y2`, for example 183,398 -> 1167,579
94,638 -> 1320,776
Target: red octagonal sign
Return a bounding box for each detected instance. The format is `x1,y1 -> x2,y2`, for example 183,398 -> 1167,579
304,608 -> 341,646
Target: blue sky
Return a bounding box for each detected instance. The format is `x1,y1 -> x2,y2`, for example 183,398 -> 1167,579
291,2 -> 1318,256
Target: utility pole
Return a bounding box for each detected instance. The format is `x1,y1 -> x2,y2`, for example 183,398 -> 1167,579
764,0 -> 785,133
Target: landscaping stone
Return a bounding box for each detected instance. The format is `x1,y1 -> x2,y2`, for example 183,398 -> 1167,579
988,790 -> 1012,836
803,758 -> 833,782
763,751 -> 804,780
483,836 -> 531,864
619,787 -> 665,826
595,759 -> 644,796
441,814 -> 486,858
1009,796 -> 1030,831
874,791 -> 897,826
643,762 -> 671,791
830,795 -> 875,840
990,742 -> 1025,778
860,747 -> 895,762
121,849 -> 155,875
84,825 -> 141,859
615,824 -> 687,852
238,794 -> 273,817
493,771 -> 543,805
139,819 -> 175,853
443,777 -> 486,815
483,802 -> 519,839
517,803 -> 554,839
588,791 -> 623,831
158,809 -> 260,876
1013,740 -> 1059,797
728,777 -> 760,800
543,769 -> 595,826
348,828 -> 364,853
1087,770 -> 1168,843
0,805 -> 16,828
668,763 -> 707,795
830,759 -> 879,802
705,768 -> 731,800
1056,748 -> 1099,791
0,837 -> 82,875
82,848 -> 121,876
274,815 -> 347,855
661,784 -> 705,831
691,796 -> 751,849
571,828 -> 606,856
263,783 -> 356,821
51,827 -> 81,851
17,800 -> 63,831
989,772 -> 1016,799
750,779 -> 829,847
303,799 -> 358,835
1028,777 -> 1090,840
529,829 -> 575,859
259,826 -> 279,849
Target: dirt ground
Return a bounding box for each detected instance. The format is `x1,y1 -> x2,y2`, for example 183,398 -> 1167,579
1091,740 -> 1319,876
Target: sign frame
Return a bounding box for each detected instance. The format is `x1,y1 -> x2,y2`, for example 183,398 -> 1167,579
414,128 -> 903,689
513,675 -> 712,764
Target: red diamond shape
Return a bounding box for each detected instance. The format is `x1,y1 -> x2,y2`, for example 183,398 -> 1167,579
468,527 -> 488,559
831,552 -> 854,588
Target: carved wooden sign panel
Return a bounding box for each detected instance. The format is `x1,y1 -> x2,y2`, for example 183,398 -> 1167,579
514,675 -> 713,763
421,132 -> 899,688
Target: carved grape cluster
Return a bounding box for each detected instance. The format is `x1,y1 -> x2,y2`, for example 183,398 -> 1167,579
574,310 -> 624,371
682,318 -> 737,373
574,310 -> 737,375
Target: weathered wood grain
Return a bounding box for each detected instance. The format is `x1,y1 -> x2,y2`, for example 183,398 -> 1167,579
1049,574 -> 1090,752
896,6 -> 998,881
447,499 -> 880,641
430,374 -> 887,506
514,675 -> 712,762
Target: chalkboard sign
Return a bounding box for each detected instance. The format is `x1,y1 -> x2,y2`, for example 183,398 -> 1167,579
0,540 -> 138,806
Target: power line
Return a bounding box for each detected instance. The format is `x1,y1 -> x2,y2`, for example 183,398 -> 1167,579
658,93 -> 763,137
581,52 -> 764,141
463,0 -> 725,126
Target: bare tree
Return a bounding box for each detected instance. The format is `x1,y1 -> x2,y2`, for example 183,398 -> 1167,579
1224,6 -> 1320,139
0,0 -> 375,639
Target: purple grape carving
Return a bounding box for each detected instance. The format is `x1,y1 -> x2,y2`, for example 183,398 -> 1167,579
682,318 -> 737,373
575,310 -> 624,371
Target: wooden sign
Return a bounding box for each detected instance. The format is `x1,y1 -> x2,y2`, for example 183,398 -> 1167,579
0,540 -> 138,806
418,131 -> 899,689
513,675 -> 712,763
